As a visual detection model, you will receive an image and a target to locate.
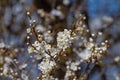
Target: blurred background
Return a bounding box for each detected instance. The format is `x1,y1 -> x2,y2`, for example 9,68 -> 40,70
0,0 -> 120,80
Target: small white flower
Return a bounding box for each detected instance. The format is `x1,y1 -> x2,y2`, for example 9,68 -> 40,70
28,46 -> 34,53
26,28 -> 31,33
85,42 -> 94,50
44,44 -> 51,51
43,31 -> 53,43
50,47 -> 60,57
79,49 -> 91,60
70,62 -> 80,71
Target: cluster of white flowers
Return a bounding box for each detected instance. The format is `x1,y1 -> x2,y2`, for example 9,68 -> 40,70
73,38 -> 109,63
57,29 -> 74,51
38,58 -> 56,74
28,40 -> 61,59
64,60 -> 81,79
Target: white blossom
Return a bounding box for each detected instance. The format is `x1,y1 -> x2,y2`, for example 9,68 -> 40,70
26,28 -> 31,33
28,46 -> 34,53
43,31 -> 53,43
70,62 -> 80,71
78,49 -> 91,60
50,47 -> 60,57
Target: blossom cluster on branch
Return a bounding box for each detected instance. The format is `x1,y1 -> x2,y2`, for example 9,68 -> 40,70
26,12 -> 110,80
